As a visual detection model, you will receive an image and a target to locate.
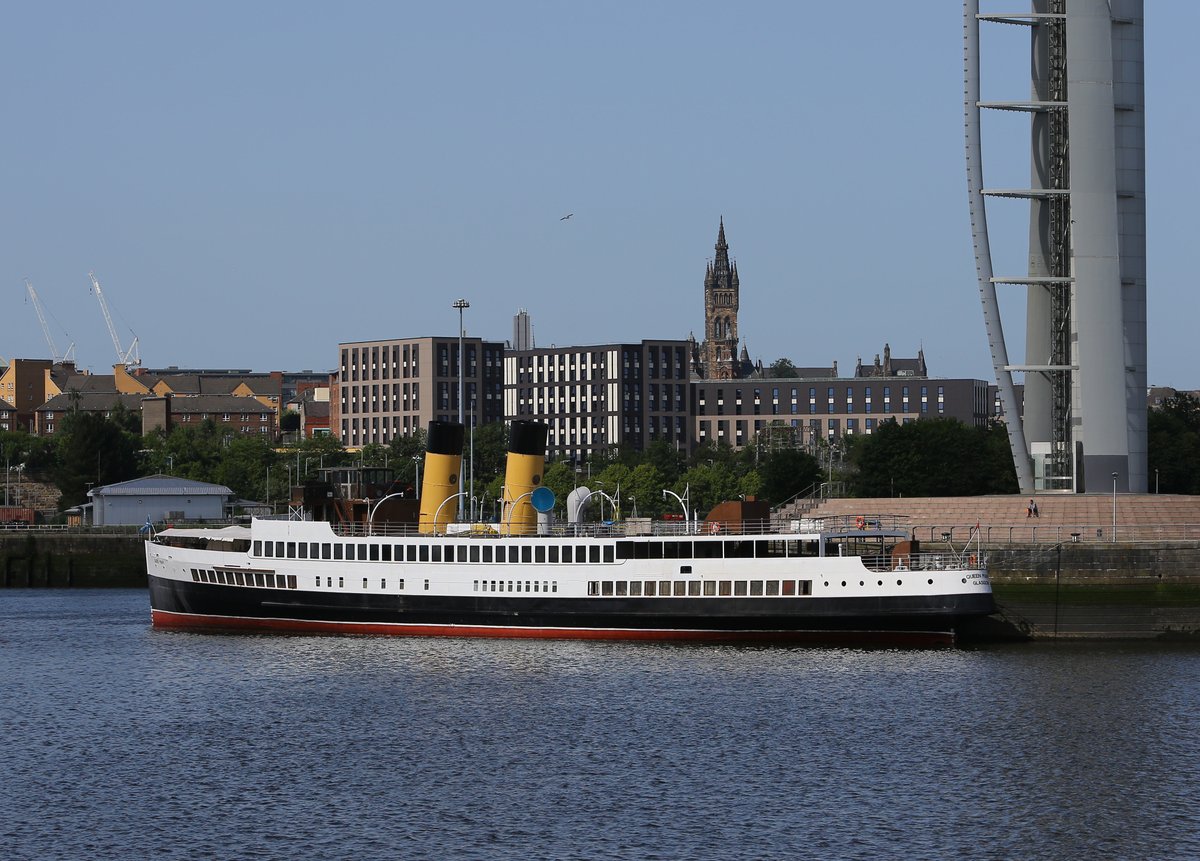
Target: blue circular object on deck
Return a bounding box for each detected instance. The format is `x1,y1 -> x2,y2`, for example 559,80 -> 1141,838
530,486 -> 556,513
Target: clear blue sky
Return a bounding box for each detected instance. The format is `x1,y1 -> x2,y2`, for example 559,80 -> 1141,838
4,3 -> 1196,386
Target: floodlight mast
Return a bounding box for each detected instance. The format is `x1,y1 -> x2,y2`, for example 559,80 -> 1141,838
88,271 -> 140,368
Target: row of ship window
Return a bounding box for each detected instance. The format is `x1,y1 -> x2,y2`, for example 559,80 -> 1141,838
254,540 -> 614,564
251,539 -> 822,564
191,568 -> 297,589
588,579 -> 814,597
475,580 -> 559,593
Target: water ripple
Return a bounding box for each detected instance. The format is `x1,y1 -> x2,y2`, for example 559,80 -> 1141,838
3,590 -> 1199,860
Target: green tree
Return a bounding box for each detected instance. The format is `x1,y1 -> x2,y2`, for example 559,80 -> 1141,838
1148,394 -> 1200,494
214,435 -> 277,501
688,439 -> 738,470
358,442 -> 391,468
848,418 -> 1017,497
643,440 -> 685,486
623,462 -> 667,518
767,357 -> 800,378
592,462 -> 631,519
471,421 -> 508,487
0,430 -> 54,476
153,422 -> 225,483
675,461 -> 741,515
55,409 -> 141,507
541,461 -> 577,516
756,448 -> 822,504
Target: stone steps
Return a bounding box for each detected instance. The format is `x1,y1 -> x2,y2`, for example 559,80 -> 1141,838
776,494 -> 1200,544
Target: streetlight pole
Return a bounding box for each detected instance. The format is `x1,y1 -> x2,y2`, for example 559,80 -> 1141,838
1111,472 -> 1118,543
1053,542 -> 1063,639
662,486 -> 690,532
453,298 -> 469,519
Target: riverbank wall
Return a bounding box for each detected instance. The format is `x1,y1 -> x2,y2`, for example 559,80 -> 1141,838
981,543 -> 1200,640
0,532 -> 146,588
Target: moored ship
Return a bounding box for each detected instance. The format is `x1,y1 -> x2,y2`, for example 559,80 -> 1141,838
146,421 -> 994,645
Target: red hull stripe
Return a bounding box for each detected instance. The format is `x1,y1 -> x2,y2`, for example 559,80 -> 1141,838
150,609 -> 954,646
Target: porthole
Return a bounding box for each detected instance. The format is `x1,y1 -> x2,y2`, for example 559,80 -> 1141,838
824,581 -> 829,587
840,581 -> 846,587
961,577 -> 967,584
927,579 -> 934,585
896,580 -> 903,586
859,581 -> 864,586
877,580 -> 883,586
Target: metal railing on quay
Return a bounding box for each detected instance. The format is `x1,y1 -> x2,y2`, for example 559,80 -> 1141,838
0,523 -> 154,535
912,523 -> 1200,546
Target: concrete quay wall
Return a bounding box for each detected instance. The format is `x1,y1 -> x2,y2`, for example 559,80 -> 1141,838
0,532 -> 146,588
984,543 -> 1200,640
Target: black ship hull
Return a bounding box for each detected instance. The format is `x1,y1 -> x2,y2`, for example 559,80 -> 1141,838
149,573 -> 996,645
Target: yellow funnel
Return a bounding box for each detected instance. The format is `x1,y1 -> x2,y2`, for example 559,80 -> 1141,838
418,421 -> 464,534
502,421 -> 548,536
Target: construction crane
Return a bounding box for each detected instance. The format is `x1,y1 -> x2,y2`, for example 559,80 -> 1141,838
24,278 -> 76,364
88,271 -> 141,368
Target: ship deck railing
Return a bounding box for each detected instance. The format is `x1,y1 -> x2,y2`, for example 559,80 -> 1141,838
317,513 -> 913,540
860,552 -> 986,573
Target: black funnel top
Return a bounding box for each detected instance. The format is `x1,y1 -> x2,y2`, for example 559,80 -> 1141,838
508,420 -> 548,456
426,420 -> 465,456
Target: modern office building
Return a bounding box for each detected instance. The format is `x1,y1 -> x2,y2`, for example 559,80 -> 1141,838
694,360 -> 992,452
965,0 -> 1147,492
334,337 -> 505,447
504,340 -> 692,463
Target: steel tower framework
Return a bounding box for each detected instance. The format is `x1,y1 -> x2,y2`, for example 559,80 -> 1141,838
964,0 -> 1147,493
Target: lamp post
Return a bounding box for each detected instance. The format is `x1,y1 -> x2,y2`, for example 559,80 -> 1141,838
412,455 -> 422,498
662,486 -> 690,533
578,488 -> 617,529
433,491 -> 468,535
502,488 -> 534,534
1111,472 -> 1118,543
1053,541 -> 1064,639
453,298 -> 469,518
468,396 -> 475,522
367,491 -> 411,536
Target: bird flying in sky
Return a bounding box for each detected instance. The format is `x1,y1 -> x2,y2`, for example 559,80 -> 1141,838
560,213 -> 573,220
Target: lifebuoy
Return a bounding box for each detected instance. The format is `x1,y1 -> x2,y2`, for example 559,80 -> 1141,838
709,522 -> 722,534
855,516 -> 866,530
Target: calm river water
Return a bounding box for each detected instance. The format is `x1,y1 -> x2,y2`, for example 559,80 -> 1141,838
3,589 -> 1199,860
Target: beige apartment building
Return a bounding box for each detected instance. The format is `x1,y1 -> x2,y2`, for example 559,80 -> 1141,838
334,336 -> 505,447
